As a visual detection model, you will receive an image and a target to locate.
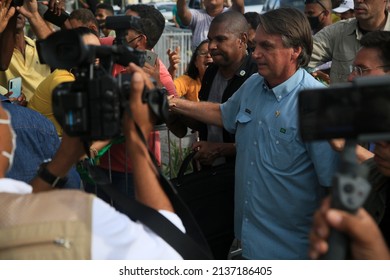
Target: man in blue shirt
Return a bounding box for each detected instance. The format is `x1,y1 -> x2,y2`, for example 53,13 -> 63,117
169,7 -> 340,259
1,95 -> 80,188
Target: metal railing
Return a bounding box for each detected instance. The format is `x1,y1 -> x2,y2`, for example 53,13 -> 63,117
154,26 -> 193,77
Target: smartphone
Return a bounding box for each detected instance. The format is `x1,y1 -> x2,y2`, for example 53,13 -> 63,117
8,77 -> 22,99
298,76 -> 390,142
145,50 -> 158,66
43,9 -> 69,27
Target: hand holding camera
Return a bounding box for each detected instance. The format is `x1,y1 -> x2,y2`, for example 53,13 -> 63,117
123,62 -> 158,141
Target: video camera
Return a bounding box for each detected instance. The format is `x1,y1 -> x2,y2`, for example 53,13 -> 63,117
298,76 -> 390,142
299,76 -> 390,259
37,20 -> 169,141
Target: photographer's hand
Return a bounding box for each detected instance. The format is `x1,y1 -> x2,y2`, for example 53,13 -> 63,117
123,63 -> 174,213
329,139 -> 374,163
0,0 -> 15,33
309,196 -> 390,260
30,133 -> 85,192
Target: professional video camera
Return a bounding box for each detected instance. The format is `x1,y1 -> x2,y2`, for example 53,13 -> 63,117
299,76 -> 390,259
37,21 -> 169,141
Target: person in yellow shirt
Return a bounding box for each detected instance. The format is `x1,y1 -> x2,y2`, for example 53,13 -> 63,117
168,40 -> 213,102
28,69 -> 75,136
0,14 -> 51,101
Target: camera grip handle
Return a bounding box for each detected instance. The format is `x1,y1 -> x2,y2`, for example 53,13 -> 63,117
321,172 -> 371,260
322,229 -> 349,260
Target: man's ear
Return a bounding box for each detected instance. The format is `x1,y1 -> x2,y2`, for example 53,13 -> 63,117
137,34 -> 148,50
239,33 -> 248,46
291,46 -> 302,61
90,24 -> 99,34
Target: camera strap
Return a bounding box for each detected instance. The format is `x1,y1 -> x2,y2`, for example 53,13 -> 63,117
84,123 -> 213,260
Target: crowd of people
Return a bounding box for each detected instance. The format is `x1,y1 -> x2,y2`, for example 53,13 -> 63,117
0,0 -> 390,260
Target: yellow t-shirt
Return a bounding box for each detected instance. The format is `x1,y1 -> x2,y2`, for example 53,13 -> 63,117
332,13 -> 340,23
28,69 -> 75,136
173,75 -> 201,102
0,36 -> 51,101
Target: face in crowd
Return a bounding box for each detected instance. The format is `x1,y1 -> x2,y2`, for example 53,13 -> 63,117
354,0 -> 387,21
194,41 -> 213,78
252,26 -> 302,88
304,0 -> 330,31
348,47 -> 390,81
207,21 -> 245,68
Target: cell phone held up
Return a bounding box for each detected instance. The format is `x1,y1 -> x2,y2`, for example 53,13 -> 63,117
145,50 -> 158,66
8,77 -> 22,99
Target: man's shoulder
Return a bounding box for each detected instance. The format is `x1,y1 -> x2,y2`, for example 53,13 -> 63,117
4,102 -> 57,132
299,69 -> 326,89
235,73 -> 262,91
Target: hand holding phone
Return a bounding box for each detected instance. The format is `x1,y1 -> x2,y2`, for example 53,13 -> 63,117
8,77 -> 22,99
145,50 -> 158,66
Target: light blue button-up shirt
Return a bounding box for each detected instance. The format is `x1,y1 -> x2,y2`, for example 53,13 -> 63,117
220,69 -> 340,259
1,96 -> 80,189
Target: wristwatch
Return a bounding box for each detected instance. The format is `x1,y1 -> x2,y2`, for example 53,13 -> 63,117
37,162 -> 68,188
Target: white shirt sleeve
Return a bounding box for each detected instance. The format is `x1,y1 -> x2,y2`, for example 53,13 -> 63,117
91,197 -> 184,260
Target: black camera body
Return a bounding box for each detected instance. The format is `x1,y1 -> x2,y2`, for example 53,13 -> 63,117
37,25 -> 168,141
51,69 -> 128,140
11,0 -> 24,6
298,76 -> 390,142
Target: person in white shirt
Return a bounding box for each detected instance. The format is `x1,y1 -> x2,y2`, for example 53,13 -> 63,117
0,42 -> 185,259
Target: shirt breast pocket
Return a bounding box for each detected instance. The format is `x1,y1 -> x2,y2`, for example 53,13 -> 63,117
267,128 -> 300,171
235,112 -> 252,149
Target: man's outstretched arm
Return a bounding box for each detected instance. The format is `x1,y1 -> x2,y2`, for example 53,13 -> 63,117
169,96 -> 223,128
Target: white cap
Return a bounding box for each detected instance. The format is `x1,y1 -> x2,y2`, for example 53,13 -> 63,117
332,0 -> 354,13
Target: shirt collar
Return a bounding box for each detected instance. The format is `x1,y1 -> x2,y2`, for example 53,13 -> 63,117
263,68 -> 305,102
24,36 -> 36,48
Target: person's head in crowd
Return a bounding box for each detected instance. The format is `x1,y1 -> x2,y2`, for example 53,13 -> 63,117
253,8 -> 312,87
16,13 -> 26,32
207,11 -> 249,69
332,0 -> 355,20
95,3 -> 114,37
203,0 -> 225,12
348,30 -> 390,82
244,11 -> 260,51
354,0 -> 388,28
68,8 -> 99,35
186,39 -> 213,81
77,26 -> 101,46
124,4 -> 165,50
304,0 -> 333,33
